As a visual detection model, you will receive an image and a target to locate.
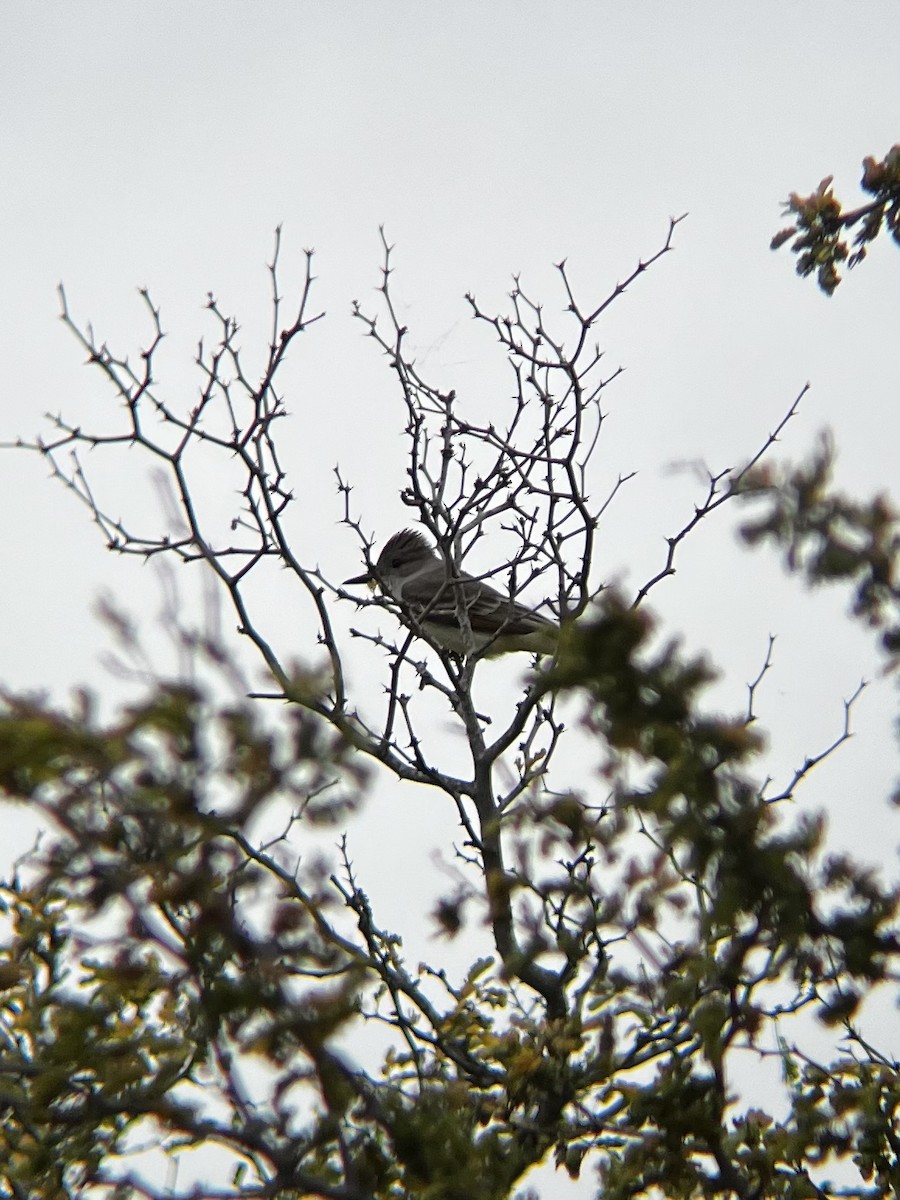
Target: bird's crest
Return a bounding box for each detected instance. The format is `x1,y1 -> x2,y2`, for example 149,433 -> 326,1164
379,528 -> 434,565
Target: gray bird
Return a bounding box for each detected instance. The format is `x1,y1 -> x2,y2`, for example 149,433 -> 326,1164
344,529 -> 559,657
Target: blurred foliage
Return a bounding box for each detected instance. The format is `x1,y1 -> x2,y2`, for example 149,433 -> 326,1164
739,434 -> 900,664
1,597 -> 898,1198
771,144 -> 900,293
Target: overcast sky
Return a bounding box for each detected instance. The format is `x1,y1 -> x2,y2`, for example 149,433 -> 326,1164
2,4 -> 899,1192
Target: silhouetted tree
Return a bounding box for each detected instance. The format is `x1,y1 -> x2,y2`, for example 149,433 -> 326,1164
2,223 -> 898,1200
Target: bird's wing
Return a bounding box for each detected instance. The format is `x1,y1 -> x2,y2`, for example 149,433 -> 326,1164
404,573 -> 554,636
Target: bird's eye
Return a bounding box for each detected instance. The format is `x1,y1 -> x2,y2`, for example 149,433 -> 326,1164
391,557 -> 402,568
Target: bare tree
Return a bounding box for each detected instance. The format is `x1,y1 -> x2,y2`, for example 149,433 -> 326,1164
2,224 -> 897,1200
28,224 -> 695,1011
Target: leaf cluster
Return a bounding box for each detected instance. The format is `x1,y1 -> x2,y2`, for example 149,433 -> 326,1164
739,435 -> 900,663
771,145 -> 900,293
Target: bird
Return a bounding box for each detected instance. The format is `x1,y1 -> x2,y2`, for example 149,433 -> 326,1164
344,528 -> 559,657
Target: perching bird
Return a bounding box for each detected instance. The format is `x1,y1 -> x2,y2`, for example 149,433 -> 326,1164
344,528 -> 559,657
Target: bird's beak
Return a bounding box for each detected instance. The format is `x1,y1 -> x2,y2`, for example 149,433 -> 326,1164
343,569 -> 377,589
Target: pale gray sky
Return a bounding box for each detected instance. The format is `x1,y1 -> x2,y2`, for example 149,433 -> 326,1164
2,4 -> 899,1192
